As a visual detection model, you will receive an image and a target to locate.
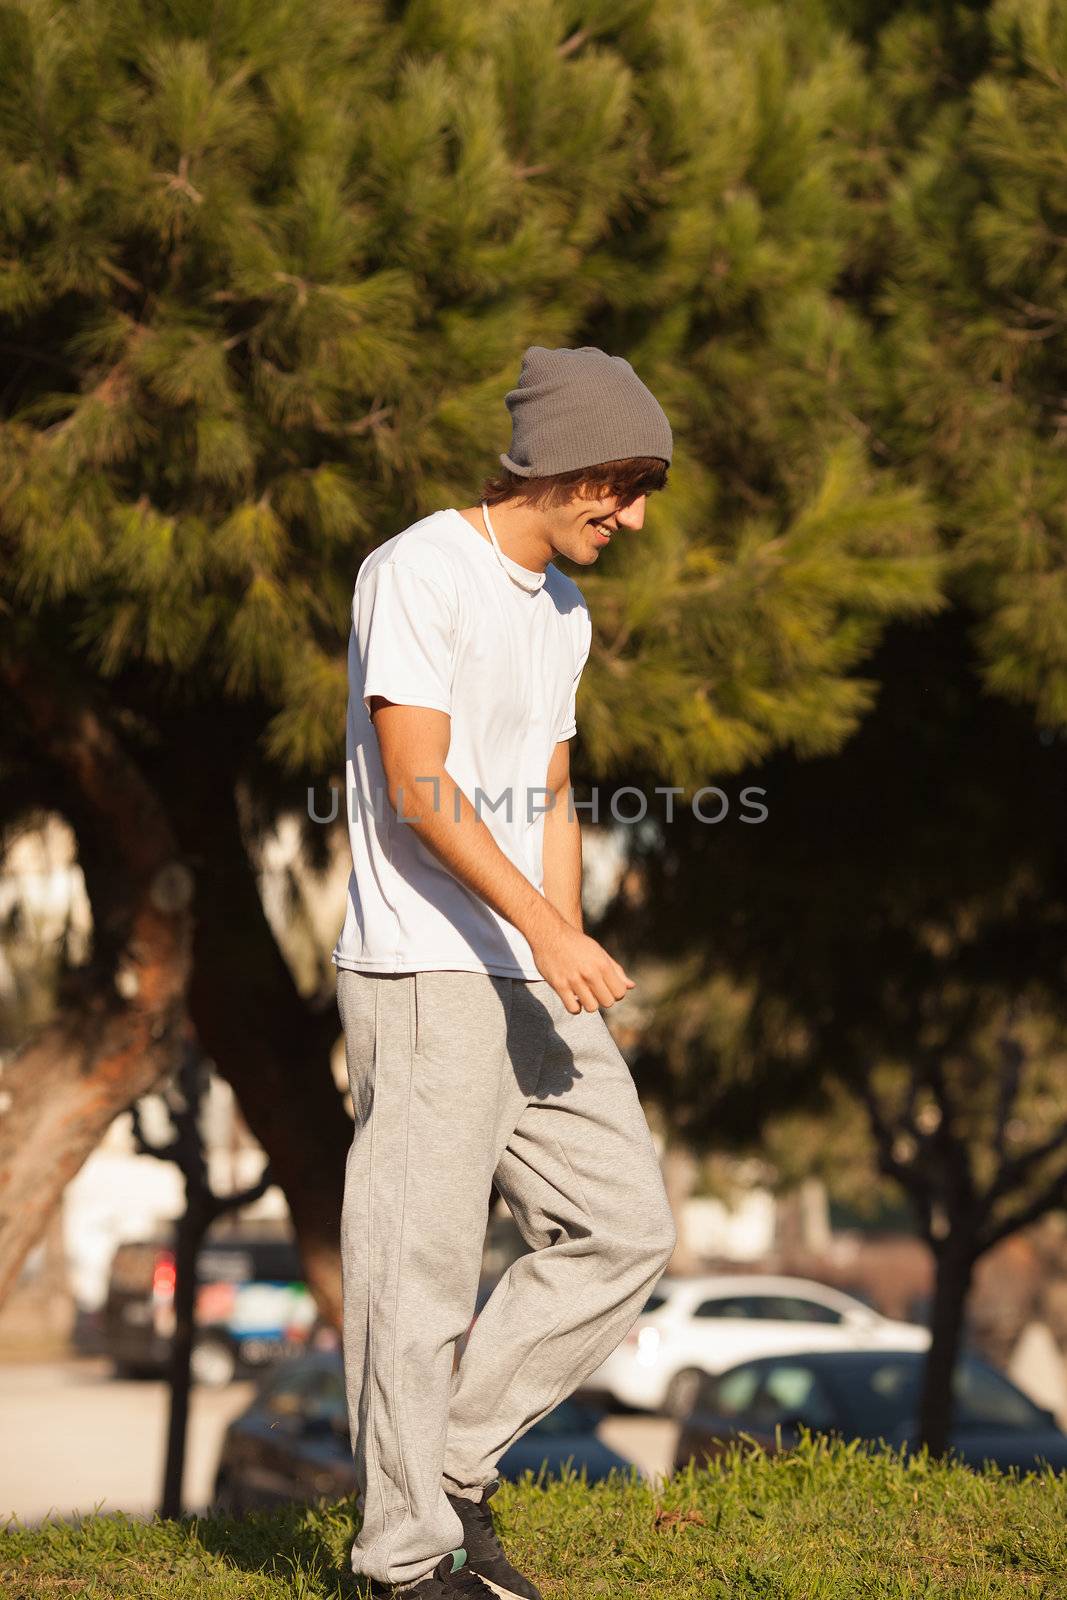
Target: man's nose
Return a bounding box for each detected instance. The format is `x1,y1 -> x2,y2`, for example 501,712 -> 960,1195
616,495 -> 646,530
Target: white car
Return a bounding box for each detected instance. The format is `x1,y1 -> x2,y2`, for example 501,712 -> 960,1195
584,1274 -> 931,1417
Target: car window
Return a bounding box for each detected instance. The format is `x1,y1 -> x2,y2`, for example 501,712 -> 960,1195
261,1370 -> 317,1416
200,1249 -> 256,1284
703,1365 -> 763,1416
312,1365 -> 348,1415
692,1295 -> 844,1323
643,1292 -> 668,1315
262,1363 -> 348,1428
868,1361 -> 914,1404
200,1239 -> 304,1284
250,1241 -> 305,1281
953,1360 -> 1049,1430
262,1362 -> 326,1403
853,1356 -> 1048,1438
752,1364 -> 837,1430
847,1358 -> 920,1438
761,1296 -> 844,1325
693,1296 -> 765,1319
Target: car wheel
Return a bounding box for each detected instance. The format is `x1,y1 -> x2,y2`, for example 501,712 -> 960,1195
190,1333 -> 237,1388
664,1367 -> 705,1420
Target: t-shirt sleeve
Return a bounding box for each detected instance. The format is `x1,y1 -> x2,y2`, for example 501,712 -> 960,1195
353,559 -> 456,717
557,606 -> 593,742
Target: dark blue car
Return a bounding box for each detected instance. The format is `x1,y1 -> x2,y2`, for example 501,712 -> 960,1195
673,1348 -> 1067,1476
213,1347 -> 639,1513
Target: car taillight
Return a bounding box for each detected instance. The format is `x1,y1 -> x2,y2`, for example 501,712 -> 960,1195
152,1252 -> 177,1300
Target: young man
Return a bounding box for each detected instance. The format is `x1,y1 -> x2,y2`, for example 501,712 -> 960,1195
332,345 -> 678,1598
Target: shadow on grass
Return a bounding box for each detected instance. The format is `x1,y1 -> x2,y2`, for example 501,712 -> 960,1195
194,1493 -> 370,1597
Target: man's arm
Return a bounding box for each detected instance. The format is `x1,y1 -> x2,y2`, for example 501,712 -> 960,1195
369,699 -> 632,1013
541,737 -> 582,932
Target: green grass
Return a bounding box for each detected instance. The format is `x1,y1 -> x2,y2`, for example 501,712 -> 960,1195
3,1438 -> 1067,1599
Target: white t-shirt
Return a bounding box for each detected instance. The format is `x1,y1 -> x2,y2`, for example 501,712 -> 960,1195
331,508 -> 593,979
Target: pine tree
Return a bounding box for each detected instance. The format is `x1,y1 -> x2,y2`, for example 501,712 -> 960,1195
607,0 -> 1067,1456
872,0 -> 1067,730
0,0 -> 994,1355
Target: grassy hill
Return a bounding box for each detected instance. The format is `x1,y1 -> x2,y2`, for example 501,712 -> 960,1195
2,1439 -> 1065,1598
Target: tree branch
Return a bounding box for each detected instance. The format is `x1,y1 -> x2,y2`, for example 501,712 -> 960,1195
557,26 -> 590,57
129,1100 -> 181,1164
993,1016 -> 1026,1170
985,1121 -> 1067,1208
206,1164 -> 275,1226
857,1071 -> 935,1242
979,1155 -> 1067,1254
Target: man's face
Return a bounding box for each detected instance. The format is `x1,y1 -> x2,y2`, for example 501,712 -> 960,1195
548,485 -> 649,566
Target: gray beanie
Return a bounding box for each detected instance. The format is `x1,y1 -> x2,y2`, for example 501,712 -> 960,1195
500,345 -> 673,478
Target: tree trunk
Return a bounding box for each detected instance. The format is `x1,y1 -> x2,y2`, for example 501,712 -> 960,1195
661,1137 -> 698,1274
0,1005 -> 191,1306
172,770 -> 351,1331
918,1235 -> 975,1457
0,653 -> 193,1306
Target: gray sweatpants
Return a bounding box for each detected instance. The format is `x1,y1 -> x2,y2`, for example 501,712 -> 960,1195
336,968 -> 676,1590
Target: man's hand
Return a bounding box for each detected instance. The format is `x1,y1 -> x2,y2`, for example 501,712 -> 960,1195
528,912 -> 635,1015
369,699 -> 635,1014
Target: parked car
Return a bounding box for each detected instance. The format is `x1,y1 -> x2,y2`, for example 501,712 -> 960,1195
213,1349 -> 638,1513
103,1223 -> 319,1387
673,1348 -> 1067,1475
582,1274 -> 930,1417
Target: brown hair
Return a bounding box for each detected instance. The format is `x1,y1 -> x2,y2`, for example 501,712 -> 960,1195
480,456 -> 669,511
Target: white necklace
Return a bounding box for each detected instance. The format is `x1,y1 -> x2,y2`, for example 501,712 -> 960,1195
481,502 -> 545,593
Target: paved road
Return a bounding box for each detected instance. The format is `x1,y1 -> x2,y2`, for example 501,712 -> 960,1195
0,1359 -> 679,1526
0,1358 -> 255,1525
595,1411 -> 678,1484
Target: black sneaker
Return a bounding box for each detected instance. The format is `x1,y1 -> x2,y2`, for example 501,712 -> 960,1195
444,1482 -> 543,1600
369,1547 -> 491,1598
